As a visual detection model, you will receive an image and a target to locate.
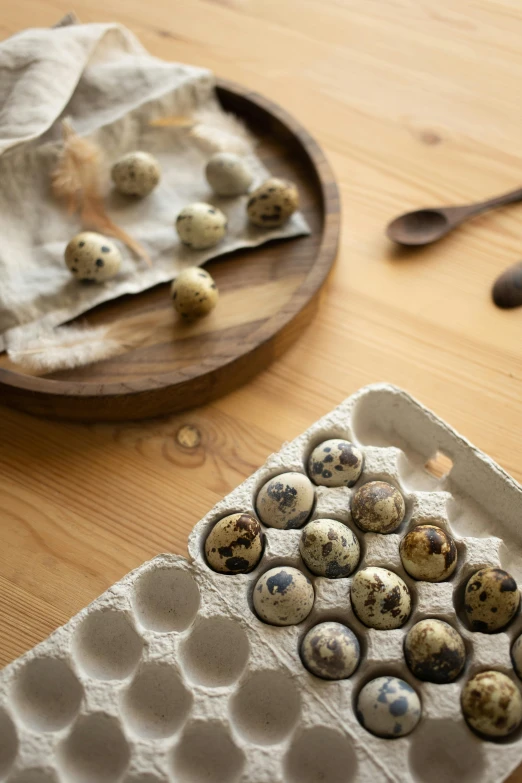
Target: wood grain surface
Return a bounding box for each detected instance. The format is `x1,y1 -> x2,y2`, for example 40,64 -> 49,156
2,2 -> 522,780
0,82 -> 340,420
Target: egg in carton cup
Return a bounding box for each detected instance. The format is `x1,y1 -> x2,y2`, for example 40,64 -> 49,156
2,384 -> 522,783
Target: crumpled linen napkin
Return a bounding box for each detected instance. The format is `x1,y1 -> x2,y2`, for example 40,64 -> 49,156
0,21 -> 309,353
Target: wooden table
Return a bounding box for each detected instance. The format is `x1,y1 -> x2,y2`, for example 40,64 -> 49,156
2,2 -> 522,779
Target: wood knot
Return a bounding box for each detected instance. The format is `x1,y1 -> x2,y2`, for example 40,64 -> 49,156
176,424 -> 201,449
419,129 -> 442,146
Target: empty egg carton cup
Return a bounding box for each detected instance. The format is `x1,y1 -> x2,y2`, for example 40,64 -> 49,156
2,383 -> 522,783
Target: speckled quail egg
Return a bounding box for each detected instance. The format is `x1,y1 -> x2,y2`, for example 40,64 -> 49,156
247,177 -> 299,228
299,519 -> 360,578
357,676 -> 421,738
255,472 -> 314,530
404,619 -> 466,683
64,232 -> 121,282
351,567 -> 411,630
400,524 -> 458,582
253,566 -> 314,626
462,670 -> 522,738
464,567 -> 520,633
171,267 -> 218,320
111,151 -> 160,197
176,203 -> 227,250
307,439 -> 364,488
205,152 -> 253,196
351,481 -> 405,534
205,512 -> 264,574
300,621 -> 360,680
512,634 -> 522,680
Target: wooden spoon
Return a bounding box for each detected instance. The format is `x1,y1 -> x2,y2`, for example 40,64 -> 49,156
387,185 -> 522,246
492,261 -> 522,309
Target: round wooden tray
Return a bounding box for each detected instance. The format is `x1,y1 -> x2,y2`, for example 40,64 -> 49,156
0,80 -> 340,421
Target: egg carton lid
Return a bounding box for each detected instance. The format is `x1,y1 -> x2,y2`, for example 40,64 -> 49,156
1,383 -> 522,783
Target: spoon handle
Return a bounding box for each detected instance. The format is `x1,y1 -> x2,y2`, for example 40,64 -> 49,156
462,185 -> 522,218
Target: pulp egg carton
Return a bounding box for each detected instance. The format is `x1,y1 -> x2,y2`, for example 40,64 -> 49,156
2,383 -> 522,783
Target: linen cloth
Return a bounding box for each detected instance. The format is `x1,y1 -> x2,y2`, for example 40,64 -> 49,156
0,21 -> 309,352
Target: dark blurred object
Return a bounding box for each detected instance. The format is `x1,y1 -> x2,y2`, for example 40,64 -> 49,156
492,262 -> 522,309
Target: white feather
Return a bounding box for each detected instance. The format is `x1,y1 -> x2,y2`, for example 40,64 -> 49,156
6,309 -> 163,374
190,107 -> 256,155
7,324 -> 123,373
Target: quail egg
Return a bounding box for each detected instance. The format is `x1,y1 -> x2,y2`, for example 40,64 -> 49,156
400,524 -> 458,582
351,481 -> 405,534
462,670 -> 522,738
299,519 -> 360,578
255,472 -> 314,530
307,439 -> 364,488
404,619 -> 466,683
247,177 -> 299,228
176,203 -> 227,250
65,232 -> 121,282
111,151 -> 160,197
205,512 -> 263,574
464,567 -> 520,633
351,567 -> 411,630
205,152 -> 253,196
171,267 -> 218,320
300,621 -> 360,680
253,566 -> 314,626
357,676 -> 421,738
512,633 -> 522,680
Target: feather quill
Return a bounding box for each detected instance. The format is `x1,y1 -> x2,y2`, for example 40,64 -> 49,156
51,120 -> 151,265
149,115 -> 194,128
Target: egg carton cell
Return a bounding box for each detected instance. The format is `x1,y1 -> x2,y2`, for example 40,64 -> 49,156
57,712 -> 130,782
3,385 -> 522,783
72,610 -> 143,681
120,661 -> 192,738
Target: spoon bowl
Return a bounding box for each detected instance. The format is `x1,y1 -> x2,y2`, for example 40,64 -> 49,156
386,209 -> 451,246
